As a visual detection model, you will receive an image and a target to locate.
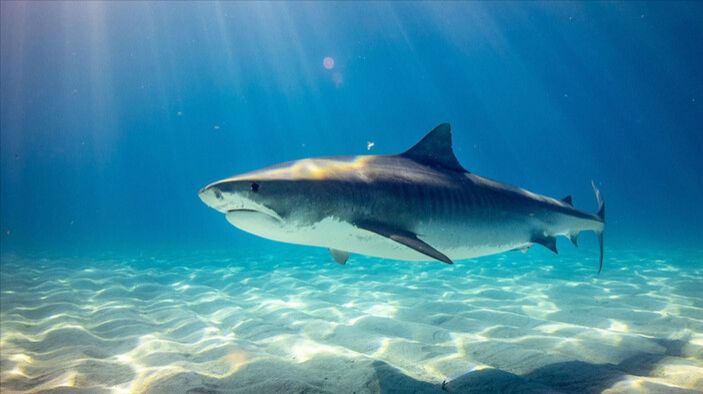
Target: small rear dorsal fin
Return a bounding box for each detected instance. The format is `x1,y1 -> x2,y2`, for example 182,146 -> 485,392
401,123 -> 467,173
561,195 -> 573,206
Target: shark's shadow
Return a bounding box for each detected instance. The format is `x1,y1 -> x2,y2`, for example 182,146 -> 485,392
372,337 -> 697,394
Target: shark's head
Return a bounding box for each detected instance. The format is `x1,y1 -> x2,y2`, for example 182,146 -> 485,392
199,165 -> 295,240
198,157 -> 371,242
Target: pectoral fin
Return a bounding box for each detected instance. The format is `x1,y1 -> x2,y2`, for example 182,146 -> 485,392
330,249 -> 350,265
355,222 -> 453,264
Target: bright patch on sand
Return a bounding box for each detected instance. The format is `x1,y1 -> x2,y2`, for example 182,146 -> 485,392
366,303 -> 397,318
291,339 -> 347,362
221,351 -> 248,374
608,319 -> 630,332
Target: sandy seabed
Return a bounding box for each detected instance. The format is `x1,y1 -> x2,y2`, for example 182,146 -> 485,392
1,247 -> 701,393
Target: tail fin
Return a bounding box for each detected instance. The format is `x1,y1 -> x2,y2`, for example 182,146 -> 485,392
591,180 -> 605,273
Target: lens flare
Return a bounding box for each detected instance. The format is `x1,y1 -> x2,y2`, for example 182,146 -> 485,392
322,56 -> 335,69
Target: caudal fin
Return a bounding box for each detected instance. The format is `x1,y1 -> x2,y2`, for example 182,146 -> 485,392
591,180 -> 605,273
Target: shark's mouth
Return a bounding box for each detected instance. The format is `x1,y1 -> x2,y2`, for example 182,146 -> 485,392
226,209 -> 283,229
227,208 -> 282,220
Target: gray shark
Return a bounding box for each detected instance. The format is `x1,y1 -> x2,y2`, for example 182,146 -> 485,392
199,123 -> 605,271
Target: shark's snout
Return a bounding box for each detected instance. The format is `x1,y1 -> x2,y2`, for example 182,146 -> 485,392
198,184 -> 225,211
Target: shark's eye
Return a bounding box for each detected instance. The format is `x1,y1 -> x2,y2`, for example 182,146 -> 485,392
250,182 -> 260,192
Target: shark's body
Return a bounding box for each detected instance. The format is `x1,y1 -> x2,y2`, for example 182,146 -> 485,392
199,124 -> 605,271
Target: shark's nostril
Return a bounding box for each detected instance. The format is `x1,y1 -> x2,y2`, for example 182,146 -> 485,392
213,188 -> 223,199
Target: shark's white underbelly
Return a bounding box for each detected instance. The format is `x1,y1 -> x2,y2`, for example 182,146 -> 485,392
227,213 -> 529,262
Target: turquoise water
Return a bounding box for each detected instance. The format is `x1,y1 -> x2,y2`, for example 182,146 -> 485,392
1,2 -> 702,393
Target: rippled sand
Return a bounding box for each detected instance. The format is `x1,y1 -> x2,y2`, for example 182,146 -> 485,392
1,248 -> 701,393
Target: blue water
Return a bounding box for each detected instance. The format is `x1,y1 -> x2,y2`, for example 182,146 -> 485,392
1,2 -> 702,393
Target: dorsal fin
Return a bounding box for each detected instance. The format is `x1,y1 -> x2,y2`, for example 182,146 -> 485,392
401,123 -> 467,172
561,195 -> 573,206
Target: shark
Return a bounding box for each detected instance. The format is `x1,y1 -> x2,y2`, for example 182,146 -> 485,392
199,123 -> 605,271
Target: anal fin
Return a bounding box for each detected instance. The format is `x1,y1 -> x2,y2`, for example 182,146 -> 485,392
330,249 -> 351,265
355,222 -> 453,265
568,234 -> 578,247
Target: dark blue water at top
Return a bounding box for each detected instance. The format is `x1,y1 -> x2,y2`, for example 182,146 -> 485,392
1,1 -> 702,256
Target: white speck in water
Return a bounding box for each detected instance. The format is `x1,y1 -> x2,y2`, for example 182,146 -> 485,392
367,141 -> 375,151
177,111 -> 183,116
213,125 -> 220,130
332,71 -> 343,87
